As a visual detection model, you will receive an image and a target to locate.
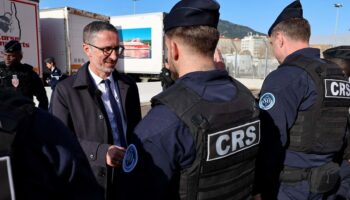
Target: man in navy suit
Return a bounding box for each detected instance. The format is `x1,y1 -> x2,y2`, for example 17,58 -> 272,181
50,21 -> 141,200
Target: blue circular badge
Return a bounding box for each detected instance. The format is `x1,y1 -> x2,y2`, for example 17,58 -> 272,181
259,93 -> 276,110
123,144 -> 138,173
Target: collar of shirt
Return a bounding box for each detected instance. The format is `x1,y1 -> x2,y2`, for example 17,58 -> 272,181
88,67 -> 118,99
177,69 -> 230,84
88,67 -> 104,87
174,69 -> 235,101
284,47 -> 321,63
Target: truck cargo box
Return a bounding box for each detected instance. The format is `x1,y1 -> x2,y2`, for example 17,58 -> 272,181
110,12 -> 165,79
0,0 -> 42,76
40,7 -> 109,74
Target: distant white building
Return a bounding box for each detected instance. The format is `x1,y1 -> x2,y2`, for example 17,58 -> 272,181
217,37 -> 241,54
218,33 -> 278,79
241,32 -> 269,58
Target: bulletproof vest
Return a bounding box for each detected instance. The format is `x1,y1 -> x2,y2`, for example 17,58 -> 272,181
0,62 -> 34,98
151,80 -> 260,200
281,55 -> 350,153
0,103 -> 33,200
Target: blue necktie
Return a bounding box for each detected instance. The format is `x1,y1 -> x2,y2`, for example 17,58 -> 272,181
104,79 -> 127,147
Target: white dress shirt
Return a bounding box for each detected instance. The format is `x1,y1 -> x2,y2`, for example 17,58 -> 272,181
88,67 -> 126,144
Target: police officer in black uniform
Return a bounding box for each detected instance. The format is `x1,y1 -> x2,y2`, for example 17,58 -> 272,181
44,57 -> 63,90
255,1 -> 350,199
121,0 -> 260,199
323,46 -> 350,200
323,46 -> 350,79
0,88 -> 104,200
0,40 -> 48,110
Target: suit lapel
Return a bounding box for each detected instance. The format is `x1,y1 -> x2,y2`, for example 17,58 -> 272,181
73,62 -> 108,115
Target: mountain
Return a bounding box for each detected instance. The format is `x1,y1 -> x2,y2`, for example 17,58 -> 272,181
218,19 -> 266,39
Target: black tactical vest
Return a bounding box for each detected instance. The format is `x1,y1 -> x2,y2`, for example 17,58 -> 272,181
0,103 -> 33,200
151,79 -> 260,200
281,55 -> 350,153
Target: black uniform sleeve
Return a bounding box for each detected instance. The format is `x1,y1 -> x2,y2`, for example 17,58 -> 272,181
31,71 -> 49,110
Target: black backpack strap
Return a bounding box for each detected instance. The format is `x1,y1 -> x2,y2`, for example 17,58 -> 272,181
151,83 -> 206,133
281,54 -> 345,80
152,83 -> 208,200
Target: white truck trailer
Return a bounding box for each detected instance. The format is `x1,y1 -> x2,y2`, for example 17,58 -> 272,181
110,12 -> 165,81
0,0 -> 42,76
39,7 -> 109,75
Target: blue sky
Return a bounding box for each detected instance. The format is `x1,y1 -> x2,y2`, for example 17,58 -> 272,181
40,0 -> 350,37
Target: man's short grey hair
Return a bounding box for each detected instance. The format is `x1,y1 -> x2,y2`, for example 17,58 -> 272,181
83,21 -> 118,44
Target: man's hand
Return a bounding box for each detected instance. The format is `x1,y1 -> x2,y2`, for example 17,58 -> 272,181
106,145 -> 126,167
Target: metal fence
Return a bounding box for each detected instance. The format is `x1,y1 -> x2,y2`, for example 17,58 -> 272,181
217,36 -> 279,79
222,53 -> 279,79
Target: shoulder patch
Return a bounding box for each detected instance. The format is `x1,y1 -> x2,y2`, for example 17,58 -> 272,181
122,144 -> 138,173
259,93 -> 276,110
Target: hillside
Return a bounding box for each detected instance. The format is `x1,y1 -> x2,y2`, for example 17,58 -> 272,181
218,19 -> 266,39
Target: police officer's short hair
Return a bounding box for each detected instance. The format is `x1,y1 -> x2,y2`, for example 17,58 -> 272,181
83,21 -> 118,44
166,26 -> 219,57
271,18 -> 311,42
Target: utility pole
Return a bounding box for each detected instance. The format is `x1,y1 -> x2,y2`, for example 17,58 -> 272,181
334,3 -> 343,45
132,0 -> 140,15
262,38 -> 269,78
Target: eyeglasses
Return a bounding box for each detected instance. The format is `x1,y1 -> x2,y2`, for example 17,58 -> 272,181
86,43 -> 124,56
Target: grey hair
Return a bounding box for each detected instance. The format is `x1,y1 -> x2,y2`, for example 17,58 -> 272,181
83,21 -> 118,44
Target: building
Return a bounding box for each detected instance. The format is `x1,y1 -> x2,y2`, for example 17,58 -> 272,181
241,32 -> 270,58
217,37 -> 241,54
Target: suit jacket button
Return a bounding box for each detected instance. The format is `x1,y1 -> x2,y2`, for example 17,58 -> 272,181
98,114 -> 104,120
89,154 -> 94,159
98,169 -> 106,177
